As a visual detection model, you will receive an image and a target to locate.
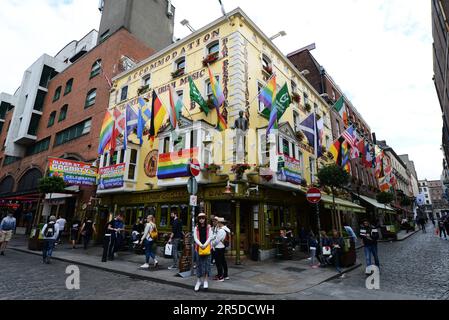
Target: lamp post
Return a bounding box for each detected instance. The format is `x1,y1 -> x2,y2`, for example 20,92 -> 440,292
269,31 -> 287,41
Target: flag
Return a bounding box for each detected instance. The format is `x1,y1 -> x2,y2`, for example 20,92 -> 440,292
137,105 -> 145,146
259,76 -> 277,110
316,118 -> 324,157
168,85 -> 183,130
267,99 -> 278,135
138,97 -> 152,125
329,136 -> 345,165
363,141 -> 373,168
341,140 -> 351,173
149,91 -> 168,140
189,76 -> 210,115
299,113 -> 316,148
98,110 -> 114,155
342,126 -> 357,148
113,108 -> 125,137
375,147 -> 385,178
333,96 -> 348,126
261,82 -> 291,120
207,67 -> 227,130
124,104 -> 138,149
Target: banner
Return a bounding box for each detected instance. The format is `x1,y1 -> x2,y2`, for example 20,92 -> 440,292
48,158 -> 97,186
157,148 -> 198,179
277,154 -> 302,185
98,163 -> 126,190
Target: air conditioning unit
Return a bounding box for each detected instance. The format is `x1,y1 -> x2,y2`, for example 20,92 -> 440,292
167,0 -> 174,18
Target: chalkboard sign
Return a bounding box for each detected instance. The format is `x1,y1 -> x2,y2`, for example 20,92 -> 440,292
178,232 -> 193,272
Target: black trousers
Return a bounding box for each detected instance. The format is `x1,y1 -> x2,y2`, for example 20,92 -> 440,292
215,248 -> 228,278
101,234 -> 115,262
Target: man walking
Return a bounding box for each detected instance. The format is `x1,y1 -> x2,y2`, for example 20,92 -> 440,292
168,211 -> 183,270
360,220 -> 380,272
41,216 -> 59,264
101,213 -> 124,262
0,212 -> 17,256
56,215 -> 67,244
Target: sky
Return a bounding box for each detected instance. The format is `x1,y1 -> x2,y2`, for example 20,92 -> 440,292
0,0 -> 442,180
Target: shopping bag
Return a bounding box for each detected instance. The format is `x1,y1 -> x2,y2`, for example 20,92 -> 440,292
322,246 -> 331,256
435,228 -> 440,236
164,243 -> 173,258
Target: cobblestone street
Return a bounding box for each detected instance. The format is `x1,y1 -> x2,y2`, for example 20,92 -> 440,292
1,224 -> 448,300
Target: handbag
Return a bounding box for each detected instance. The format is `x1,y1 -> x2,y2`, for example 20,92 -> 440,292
322,246 -> 331,256
198,244 -> 211,256
164,243 -> 173,257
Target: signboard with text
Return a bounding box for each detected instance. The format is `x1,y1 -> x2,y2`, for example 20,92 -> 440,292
98,163 -> 126,190
48,158 -> 97,187
277,154 -> 302,185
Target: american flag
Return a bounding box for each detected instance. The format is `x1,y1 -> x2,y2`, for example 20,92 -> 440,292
342,126 -> 357,148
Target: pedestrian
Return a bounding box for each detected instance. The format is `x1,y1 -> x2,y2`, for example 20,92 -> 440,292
318,230 -> 332,267
101,213 -> 124,262
360,220 -> 380,271
212,217 -> 229,282
41,216 -> 59,264
193,212 -> 212,292
308,231 -> 319,269
139,215 -> 159,268
132,217 -> 145,244
444,217 -> 449,240
56,215 -> 67,244
438,218 -> 448,240
416,206 -> 427,233
80,216 -> 96,250
167,211 -> 183,270
23,210 -> 33,235
70,217 -> 81,249
330,229 -> 345,277
0,211 -> 17,256
210,215 -> 219,266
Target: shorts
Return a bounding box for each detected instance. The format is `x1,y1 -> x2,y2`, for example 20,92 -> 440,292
70,230 -> 79,241
196,254 -> 211,278
0,230 -> 13,242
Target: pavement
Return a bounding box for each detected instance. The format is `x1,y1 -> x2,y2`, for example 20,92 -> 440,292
8,235 -> 360,296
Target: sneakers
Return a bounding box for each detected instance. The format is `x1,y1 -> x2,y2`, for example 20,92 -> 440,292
194,280 -> 201,292
311,265 -> 319,269
218,277 -> 224,282
203,280 -> 209,289
154,260 -> 159,268
224,276 -> 230,280
168,265 -> 178,270
140,263 -> 150,269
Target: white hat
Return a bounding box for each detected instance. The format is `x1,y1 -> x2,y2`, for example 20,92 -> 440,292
217,217 -> 225,223
197,213 -> 207,218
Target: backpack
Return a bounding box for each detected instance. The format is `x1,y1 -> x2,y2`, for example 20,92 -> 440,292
150,224 -> 158,240
44,222 -> 56,238
223,231 -> 230,248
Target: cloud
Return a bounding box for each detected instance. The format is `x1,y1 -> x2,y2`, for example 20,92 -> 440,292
0,0 -> 442,180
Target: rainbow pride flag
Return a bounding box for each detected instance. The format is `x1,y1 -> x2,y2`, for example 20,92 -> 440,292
259,76 -> 277,109
98,110 -> 114,155
208,66 -> 225,108
217,113 -> 228,132
157,147 -> 199,179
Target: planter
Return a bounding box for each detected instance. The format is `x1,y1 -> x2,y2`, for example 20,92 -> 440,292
202,52 -> 219,66
171,68 -> 185,79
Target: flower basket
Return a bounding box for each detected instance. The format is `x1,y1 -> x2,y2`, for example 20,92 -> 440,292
262,65 -> 273,75
231,164 -> 252,180
203,163 -> 221,174
202,52 -> 219,67
137,85 -> 151,96
292,92 -> 301,104
171,68 -> 185,79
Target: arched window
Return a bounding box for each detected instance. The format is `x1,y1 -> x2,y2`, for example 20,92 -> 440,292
64,78 -> 73,95
48,111 -> 56,127
90,59 -> 102,78
59,105 -> 68,122
85,89 -> 97,108
53,86 -> 62,102
0,176 -> 14,195
17,169 -> 42,193
174,57 -> 186,77
262,54 -> 272,73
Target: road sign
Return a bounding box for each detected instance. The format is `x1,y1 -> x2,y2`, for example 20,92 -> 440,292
190,195 -> 198,207
190,158 -> 201,177
187,177 -> 198,195
306,187 -> 322,204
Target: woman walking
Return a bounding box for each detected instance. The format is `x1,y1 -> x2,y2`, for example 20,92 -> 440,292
80,217 -> 96,250
212,217 -> 229,281
139,215 -> 159,268
193,212 -> 212,292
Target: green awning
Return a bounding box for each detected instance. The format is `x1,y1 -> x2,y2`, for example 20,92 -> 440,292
358,195 -> 396,213
321,194 -> 366,213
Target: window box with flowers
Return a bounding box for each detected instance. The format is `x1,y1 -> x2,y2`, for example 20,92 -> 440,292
171,68 -> 185,79
203,163 -> 221,174
231,163 -> 252,180
137,85 -> 151,96
292,92 -> 301,104
202,52 -> 219,67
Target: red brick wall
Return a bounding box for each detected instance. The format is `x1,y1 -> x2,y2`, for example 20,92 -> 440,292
0,28 -> 154,190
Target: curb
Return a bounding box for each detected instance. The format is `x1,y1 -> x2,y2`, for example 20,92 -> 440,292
323,262 -> 362,282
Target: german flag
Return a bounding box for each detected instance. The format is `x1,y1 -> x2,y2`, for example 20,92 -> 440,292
149,90 -> 167,140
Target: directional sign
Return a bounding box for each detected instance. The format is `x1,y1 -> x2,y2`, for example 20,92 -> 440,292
306,187 -> 322,204
190,158 -> 201,177
187,177 -> 198,195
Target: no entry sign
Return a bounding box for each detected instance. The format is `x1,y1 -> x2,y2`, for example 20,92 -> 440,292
306,187 -> 322,204
189,159 -> 201,177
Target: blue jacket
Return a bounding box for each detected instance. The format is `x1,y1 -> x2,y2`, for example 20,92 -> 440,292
0,216 -> 16,231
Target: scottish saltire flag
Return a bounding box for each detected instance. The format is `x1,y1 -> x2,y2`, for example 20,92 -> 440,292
124,104 -> 138,150
259,76 -> 277,110
299,113 -> 316,147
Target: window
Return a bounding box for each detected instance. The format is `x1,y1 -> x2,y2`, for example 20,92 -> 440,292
260,134 -> 270,165
85,89 -> 97,108
53,86 -> 62,102
54,119 -> 92,146
59,105 -> 68,122
163,137 -> 170,153
48,111 -> 56,127
291,80 -> 297,93
282,139 -> 289,155
208,41 -> 220,55
64,78 -> 73,95
3,156 -> 21,166
262,55 -> 271,69
100,29 -> 110,43
175,57 -> 186,72
160,205 -> 169,227
303,92 -> 309,106
120,86 -> 128,102
90,59 -> 102,78
190,130 -> 197,149
143,75 -> 151,87
128,149 -> 138,180
25,138 -> 50,156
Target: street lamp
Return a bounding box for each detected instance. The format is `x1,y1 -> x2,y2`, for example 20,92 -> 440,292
269,31 -> 287,41
180,19 -> 196,33
300,69 -> 310,76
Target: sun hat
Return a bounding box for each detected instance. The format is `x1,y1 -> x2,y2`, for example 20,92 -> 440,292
217,217 -> 225,223
198,213 -> 207,218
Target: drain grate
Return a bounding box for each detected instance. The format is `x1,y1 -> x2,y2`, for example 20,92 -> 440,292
283,267 -> 307,273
